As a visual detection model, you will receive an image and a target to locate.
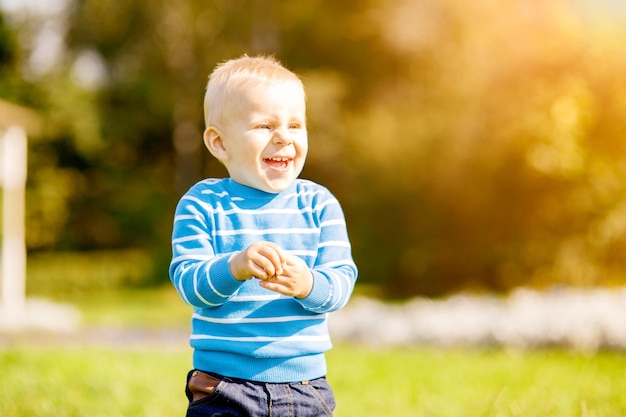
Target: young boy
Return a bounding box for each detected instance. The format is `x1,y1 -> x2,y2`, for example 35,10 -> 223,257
169,55 -> 358,416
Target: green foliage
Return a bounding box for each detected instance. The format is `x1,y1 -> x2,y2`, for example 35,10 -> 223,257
0,12 -> 16,71
3,0 -> 626,296
338,0 -> 626,296
26,249 -> 157,296
0,11 -> 36,105
0,347 -> 624,417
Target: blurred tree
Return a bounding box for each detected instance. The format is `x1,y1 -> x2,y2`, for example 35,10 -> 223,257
3,0 -> 626,296
342,0 -> 626,296
0,11 -> 34,105
59,0 -> 383,267
0,12 -> 16,85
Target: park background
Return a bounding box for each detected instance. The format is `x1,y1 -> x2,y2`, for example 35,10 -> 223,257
2,0 -> 626,297
1,0 -> 626,416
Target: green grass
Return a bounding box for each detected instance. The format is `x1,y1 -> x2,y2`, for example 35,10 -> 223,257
329,346 -> 626,417
0,346 -> 624,417
0,348 -> 187,417
68,286 -> 191,329
6,284 -> 625,416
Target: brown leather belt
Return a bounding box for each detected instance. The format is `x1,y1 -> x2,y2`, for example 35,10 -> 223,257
188,370 -> 221,402
188,369 -> 315,403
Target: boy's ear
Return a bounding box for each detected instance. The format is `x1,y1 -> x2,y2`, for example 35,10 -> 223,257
203,126 -> 229,161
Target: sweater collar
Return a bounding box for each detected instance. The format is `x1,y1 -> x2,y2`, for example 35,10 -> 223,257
224,178 -> 296,199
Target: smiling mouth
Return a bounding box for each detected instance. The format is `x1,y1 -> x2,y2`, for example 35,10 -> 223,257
264,157 -> 292,170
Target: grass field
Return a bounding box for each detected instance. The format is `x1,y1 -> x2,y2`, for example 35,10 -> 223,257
1,345 -> 625,417
2,285 -> 625,416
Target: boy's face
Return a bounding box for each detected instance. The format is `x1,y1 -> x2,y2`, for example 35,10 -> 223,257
206,81 -> 308,193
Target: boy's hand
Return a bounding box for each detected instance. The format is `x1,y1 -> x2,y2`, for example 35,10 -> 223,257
258,255 -> 313,299
229,241 -> 286,281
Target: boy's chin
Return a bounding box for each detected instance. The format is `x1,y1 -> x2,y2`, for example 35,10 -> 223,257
258,182 -> 292,193
232,173 -> 298,193
256,176 -> 298,193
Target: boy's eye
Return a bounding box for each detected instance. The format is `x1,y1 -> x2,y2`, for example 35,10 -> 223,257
259,125 -> 272,130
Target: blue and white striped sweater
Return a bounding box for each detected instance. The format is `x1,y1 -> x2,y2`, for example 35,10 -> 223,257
170,178 -> 357,382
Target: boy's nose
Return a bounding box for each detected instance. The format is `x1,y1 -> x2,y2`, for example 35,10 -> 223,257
272,129 -> 293,145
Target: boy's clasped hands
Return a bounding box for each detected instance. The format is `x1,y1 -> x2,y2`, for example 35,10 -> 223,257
229,241 -> 313,299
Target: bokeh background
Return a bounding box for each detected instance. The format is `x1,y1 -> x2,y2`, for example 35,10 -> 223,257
2,0 -> 626,300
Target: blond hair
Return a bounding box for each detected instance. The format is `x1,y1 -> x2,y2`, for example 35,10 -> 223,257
203,55 -> 305,128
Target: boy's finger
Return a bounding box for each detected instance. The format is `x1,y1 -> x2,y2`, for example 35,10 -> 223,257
260,243 -> 285,275
262,267 -> 274,279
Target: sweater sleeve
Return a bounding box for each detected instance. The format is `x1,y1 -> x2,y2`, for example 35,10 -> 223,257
296,190 -> 358,313
169,191 -> 243,307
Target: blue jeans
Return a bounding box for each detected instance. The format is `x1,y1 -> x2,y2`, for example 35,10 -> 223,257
185,370 -> 336,417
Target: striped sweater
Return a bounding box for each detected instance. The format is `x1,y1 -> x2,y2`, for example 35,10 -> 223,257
169,178 -> 357,382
